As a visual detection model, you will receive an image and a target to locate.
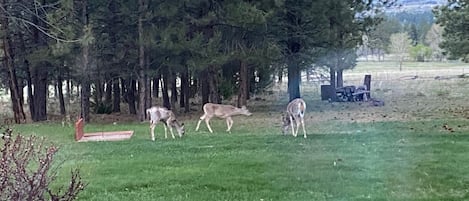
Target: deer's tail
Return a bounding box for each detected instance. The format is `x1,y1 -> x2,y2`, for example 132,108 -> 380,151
299,101 -> 306,117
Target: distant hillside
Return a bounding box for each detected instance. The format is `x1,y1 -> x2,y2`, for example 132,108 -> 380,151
387,0 -> 447,12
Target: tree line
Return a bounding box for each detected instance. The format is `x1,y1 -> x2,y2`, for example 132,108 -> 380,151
0,0 -> 425,124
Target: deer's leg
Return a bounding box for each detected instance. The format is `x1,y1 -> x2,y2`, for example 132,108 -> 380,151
163,123 -> 168,139
195,114 -> 205,131
205,117 -> 214,133
289,116 -> 296,137
167,120 -> 176,139
294,118 -> 302,137
301,117 -> 306,138
169,127 -> 176,139
150,122 -> 156,141
226,117 -> 233,132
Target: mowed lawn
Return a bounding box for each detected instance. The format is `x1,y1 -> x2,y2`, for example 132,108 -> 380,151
12,114 -> 469,201
8,61 -> 469,200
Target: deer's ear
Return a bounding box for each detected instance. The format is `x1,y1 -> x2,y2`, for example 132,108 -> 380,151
241,105 -> 247,109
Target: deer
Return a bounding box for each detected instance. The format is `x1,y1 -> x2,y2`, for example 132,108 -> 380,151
146,106 -> 185,141
195,103 -> 252,133
282,98 -> 307,138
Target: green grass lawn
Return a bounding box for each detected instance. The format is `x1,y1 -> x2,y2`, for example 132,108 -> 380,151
11,116 -> 469,201
354,61 -> 469,72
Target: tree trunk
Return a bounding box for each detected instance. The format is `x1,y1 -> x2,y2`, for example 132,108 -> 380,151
95,73 -> 104,105
145,55 -> 152,108
336,69 -> 343,88
200,70 -> 209,106
180,67 -> 187,109
80,0 -> 91,122
277,68 -> 283,84
66,78 -> 71,103
104,79 -> 112,104
121,77 -> 127,103
287,59 -> 301,101
208,65 -> 221,104
170,70 -> 177,108
32,63 -> 48,121
81,80 -> 91,122
26,63 -> 36,121
237,60 -> 248,107
191,77 -> 198,98
161,67 -> 171,109
57,74 -> 66,115
364,74 -> 371,99
1,28 -> 25,123
329,67 -> 336,89
247,65 -> 252,100
182,67 -> 190,113
152,73 -> 160,98
112,77 -> 121,112
126,78 -> 137,114
137,0 -> 147,121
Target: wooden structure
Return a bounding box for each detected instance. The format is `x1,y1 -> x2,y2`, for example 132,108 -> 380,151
74,118 -> 134,142
320,74 -> 371,102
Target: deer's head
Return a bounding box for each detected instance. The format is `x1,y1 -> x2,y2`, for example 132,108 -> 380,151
174,121 -> 185,137
240,106 -> 252,116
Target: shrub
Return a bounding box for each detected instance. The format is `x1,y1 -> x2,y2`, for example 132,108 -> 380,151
91,101 -> 113,114
0,127 -> 86,201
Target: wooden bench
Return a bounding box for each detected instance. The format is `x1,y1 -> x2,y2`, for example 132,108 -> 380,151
74,118 -> 134,142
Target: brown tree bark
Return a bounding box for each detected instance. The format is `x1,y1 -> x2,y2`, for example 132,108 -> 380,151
104,79 -> 112,104
80,0 -> 91,122
145,55 -> 152,108
208,65 -> 221,104
200,69 -> 209,106
1,13 -> 26,123
125,78 -> 137,114
237,60 -> 248,107
180,66 -> 190,113
336,69 -> 343,88
170,70 -> 178,108
287,59 -> 301,101
137,0 -> 147,121
57,74 -> 66,115
32,63 -> 48,121
112,77 -> 121,112
26,62 -> 36,121
152,73 -> 160,98
277,68 -> 283,83
161,67 -> 171,109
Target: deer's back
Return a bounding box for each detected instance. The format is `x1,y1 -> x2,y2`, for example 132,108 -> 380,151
148,106 -> 171,122
287,98 -> 306,117
203,103 -> 236,117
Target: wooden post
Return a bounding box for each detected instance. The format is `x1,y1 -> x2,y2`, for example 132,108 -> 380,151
364,74 -> 371,98
75,118 -> 84,141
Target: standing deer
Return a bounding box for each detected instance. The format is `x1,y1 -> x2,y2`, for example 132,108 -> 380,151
282,98 -> 307,138
146,106 -> 185,141
195,103 -> 252,133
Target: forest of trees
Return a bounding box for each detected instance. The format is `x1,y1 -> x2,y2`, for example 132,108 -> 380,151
0,0 -> 465,124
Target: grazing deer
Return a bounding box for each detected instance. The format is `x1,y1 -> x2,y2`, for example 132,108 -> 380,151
146,106 -> 185,141
195,103 -> 252,133
282,98 -> 307,138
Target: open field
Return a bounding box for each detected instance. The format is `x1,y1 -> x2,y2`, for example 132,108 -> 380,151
7,61 -> 469,200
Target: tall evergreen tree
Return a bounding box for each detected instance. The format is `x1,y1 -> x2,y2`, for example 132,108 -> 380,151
269,0 -> 329,101
435,0 -> 469,62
